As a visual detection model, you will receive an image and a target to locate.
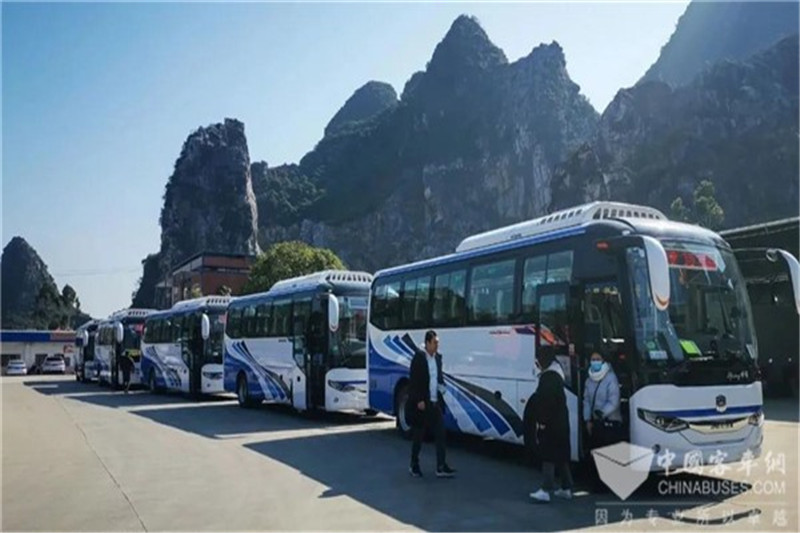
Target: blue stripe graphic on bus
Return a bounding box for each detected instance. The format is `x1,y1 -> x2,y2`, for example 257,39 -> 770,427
374,333 -> 521,438
228,342 -> 283,400
650,405 -> 761,419
228,341 -> 291,402
142,347 -> 180,388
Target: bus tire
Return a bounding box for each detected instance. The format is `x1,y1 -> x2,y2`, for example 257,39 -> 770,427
237,373 -> 254,408
148,369 -> 160,394
394,383 -> 412,439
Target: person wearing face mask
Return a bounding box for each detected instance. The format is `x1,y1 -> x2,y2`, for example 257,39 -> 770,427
583,350 -> 623,489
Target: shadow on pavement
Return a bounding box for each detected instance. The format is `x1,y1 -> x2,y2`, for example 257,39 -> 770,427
244,429 -> 758,531
130,402 -> 387,439
25,378 -> 198,407
763,397 -> 799,423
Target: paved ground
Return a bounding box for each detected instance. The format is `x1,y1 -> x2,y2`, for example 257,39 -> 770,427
2,375 -> 797,531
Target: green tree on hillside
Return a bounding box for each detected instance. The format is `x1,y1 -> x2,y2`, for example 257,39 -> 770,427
670,180 -> 725,230
242,241 -> 346,295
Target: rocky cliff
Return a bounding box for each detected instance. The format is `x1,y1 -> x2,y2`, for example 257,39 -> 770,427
1,237 -> 90,329
552,34 -> 799,227
255,15 -> 599,271
324,81 -> 398,137
131,119 -> 260,307
136,5 -> 799,302
641,1 -> 799,87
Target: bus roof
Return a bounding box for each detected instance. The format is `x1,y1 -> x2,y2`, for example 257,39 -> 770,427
456,201 -> 666,253
107,308 -> 156,321
375,207 -> 726,280
169,296 -> 232,313
233,270 -> 373,306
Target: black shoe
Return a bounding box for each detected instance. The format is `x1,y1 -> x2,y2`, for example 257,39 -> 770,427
409,464 -> 423,477
436,464 -> 456,478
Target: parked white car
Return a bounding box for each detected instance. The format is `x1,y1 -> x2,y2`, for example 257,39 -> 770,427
40,355 -> 66,374
4,360 -> 27,376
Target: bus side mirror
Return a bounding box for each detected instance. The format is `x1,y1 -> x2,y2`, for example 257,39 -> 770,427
114,322 -> 124,344
767,249 -> 800,314
201,313 -> 210,341
597,235 -> 670,311
328,296 -> 340,332
642,236 -> 671,311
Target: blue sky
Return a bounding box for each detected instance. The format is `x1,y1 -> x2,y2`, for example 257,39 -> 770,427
2,1 -> 689,319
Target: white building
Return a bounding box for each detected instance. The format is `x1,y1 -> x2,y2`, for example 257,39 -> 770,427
1,330 -> 76,372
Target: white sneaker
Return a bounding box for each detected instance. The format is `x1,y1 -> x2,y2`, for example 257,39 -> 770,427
529,489 -> 551,503
553,488 -> 573,500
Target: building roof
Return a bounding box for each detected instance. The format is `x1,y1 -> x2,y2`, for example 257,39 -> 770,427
172,251 -> 257,272
1,330 -> 77,343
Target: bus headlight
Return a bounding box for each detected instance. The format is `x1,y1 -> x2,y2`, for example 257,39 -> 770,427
638,408 -> 688,433
747,410 -> 764,427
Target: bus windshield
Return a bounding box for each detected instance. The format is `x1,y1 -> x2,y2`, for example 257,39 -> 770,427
207,311 -> 226,363
123,321 -> 145,355
627,242 -> 757,365
331,295 -> 368,368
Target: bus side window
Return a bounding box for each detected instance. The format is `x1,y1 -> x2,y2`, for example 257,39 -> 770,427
522,255 -> 547,321
225,309 -> 242,339
256,303 -> 271,337
468,260 -> 515,325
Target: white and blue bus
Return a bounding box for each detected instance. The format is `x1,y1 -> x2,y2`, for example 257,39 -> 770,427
140,296 -> 229,396
95,308 -> 155,388
367,201 -> 800,469
74,320 -> 100,382
224,270 -> 373,412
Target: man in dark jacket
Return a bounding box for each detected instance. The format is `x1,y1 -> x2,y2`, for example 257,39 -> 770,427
407,330 -> 456,478
119,351 -> 134,394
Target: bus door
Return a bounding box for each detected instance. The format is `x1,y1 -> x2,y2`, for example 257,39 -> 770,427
291,297 -> 312,410
185,314 -> 203,396
111,341 -> 120,388
535,282 -> 581,461
582,281 -> 629,433
305,296 -> 329,410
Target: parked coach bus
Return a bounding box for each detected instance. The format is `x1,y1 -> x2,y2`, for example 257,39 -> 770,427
224,270 -> 373,413
140,296 -> 229,397
95,308 -> 155,388
74,319 -> 100,382
367,201 -> 800,469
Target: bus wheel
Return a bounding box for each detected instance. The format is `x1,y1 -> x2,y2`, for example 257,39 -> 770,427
148,369 -> 159,394
237,374 -> 252,408
394,384 -> 412,439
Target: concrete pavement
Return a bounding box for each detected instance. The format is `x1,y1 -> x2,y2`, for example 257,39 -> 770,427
2,376 -> 797,531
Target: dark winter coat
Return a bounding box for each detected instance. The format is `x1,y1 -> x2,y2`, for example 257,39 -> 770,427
405,349 -> 445,427
531,365 -> 571,463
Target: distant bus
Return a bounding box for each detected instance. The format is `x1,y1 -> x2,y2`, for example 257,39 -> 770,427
95,308 -> 155,388
74,319 -> 100,382
367,201 -> 800,469
224,270 -> 372,412
140,296 -> 230,396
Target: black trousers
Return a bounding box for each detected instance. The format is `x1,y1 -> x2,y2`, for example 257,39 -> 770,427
411,402 -> 446,468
